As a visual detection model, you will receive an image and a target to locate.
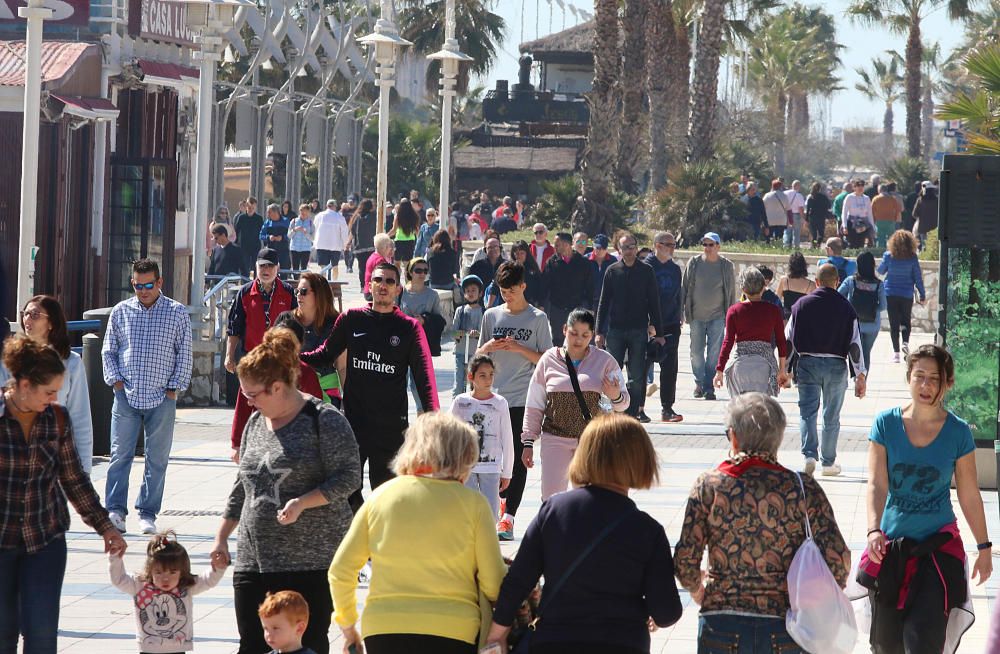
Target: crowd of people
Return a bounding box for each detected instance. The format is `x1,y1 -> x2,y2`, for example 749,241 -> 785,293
736,173 -> 939,252
0,173 -> 993,654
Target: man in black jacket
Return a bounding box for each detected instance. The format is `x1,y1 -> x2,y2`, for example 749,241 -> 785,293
208,224 -> 247,278
596,233 -> 664,419
542,233 -> 594,346
233,196 -> 263,274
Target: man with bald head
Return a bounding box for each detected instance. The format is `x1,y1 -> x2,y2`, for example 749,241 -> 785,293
786,263 -> 867,478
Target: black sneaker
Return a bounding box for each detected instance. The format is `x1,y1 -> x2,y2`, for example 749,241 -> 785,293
637,411 -> 652,424
704,391 -> 717,401
661,410 -> 684,423
693,385 -> 704,399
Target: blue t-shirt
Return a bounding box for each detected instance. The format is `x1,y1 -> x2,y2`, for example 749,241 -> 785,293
870,407 -> 975,541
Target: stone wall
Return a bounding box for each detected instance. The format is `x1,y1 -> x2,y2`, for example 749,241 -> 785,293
670,250 -> 940,333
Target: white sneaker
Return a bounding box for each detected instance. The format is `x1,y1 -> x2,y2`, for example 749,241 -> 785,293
901,343 -> 909,358
802,457 -> 817,476
891,352 -> 901,363
646,383 -> 658,397
822,463 -> 842,476
108,511 -> 126,534
139,517 -> 157,535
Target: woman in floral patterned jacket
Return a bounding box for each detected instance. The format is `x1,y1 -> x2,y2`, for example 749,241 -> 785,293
674,392 -> 850,653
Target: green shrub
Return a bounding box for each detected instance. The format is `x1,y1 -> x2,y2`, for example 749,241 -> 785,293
649,162 -> 751,245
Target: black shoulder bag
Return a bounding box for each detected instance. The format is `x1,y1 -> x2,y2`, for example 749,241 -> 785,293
563,349 -> 592,422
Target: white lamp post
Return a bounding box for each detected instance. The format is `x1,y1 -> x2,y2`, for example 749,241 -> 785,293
427,0 -> 472,221
165,0 -> 251,306
15,0 -> 53,313
358,1 -> 411,232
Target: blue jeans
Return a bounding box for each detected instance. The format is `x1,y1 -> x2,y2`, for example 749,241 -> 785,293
698,614 -> 803,653
783,213 -> 803,248
689,318 -> 725,392
0,536 -> 67,654
797,356 -> 848,466
605,327 -> 647,416
860,328 -> 878,374
453,352 -> 468,395
105,389 -> 177,520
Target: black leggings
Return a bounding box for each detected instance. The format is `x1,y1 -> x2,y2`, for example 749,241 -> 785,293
869,568 -> 948,654
290,250 -> 311,270
499,406 -> 527,516
364,634 -> 476,654
886,295 -> 914,352
809,217 -> 826,244
349,440 -> 399,513
233,569 -> 332,654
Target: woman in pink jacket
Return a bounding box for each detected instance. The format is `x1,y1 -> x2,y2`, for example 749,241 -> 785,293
521,309 -> 630,499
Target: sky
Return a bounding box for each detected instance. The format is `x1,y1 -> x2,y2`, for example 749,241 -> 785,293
473,0 -> 967,133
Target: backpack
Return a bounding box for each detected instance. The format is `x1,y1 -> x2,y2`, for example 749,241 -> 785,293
850,278 -> 881,323
847,214 -> 868,235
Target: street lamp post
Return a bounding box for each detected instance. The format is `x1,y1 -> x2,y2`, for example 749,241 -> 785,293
427,0 -> 471,222
358,1 -> 411,232
166,0 -> 250,306
16,0 -> 54,313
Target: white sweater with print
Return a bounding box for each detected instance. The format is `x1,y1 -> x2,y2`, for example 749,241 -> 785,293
449,392 -> 515,478
109,554 -> 225,653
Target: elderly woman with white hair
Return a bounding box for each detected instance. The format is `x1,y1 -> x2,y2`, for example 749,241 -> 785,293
363,232 -> 396,301
675,393 -> 850,652
713,267 -> 789,397
330,412 -> 507,654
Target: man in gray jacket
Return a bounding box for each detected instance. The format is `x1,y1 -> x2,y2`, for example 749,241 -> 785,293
682,232 -> 737,401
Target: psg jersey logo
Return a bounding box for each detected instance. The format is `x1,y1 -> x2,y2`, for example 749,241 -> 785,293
389,335 -> 400,347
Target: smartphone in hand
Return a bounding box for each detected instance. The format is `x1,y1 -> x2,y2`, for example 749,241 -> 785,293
479,644 -> 504,654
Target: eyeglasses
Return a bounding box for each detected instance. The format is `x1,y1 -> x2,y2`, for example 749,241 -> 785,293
621,244 -> 637,251
371,276 -> 398,286
133,282 -> 156,290
296,287 -> 311,296
20,310 -> 48,320
240,386 -> 271,400
411,268 -> 429,274
656,241 -> 677,248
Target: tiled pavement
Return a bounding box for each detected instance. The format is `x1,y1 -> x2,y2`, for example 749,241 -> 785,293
53,273 -> 999,653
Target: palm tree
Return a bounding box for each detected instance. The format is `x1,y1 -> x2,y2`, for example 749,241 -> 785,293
784,4 -> 842,138
847,0 -> 975,157
687,0 -> 729,160
936,43 -> 1000,154
855,56 -> 904,151
921,42 -> 944,157
398,0 -> 505,94
574,0 -> 620,234
647,0 -> 679,190
616,0 -> 649,194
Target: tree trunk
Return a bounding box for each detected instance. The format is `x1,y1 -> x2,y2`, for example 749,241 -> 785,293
774,92 -> 787,175
616,0 -> 648,194
922,80 -> 934,158
796,94 -> 809,137
647,0 -> 677,191
687,0 -> 726,161
665,26 -> 692,169
575,0 -> 620,235
883,103 -> 894,153
904,20 -> 923,157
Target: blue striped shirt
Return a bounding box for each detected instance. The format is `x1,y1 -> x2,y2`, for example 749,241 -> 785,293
102,294 -> 193,410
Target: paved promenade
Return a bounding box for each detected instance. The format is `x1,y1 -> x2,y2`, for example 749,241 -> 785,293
54,277 -> 999,653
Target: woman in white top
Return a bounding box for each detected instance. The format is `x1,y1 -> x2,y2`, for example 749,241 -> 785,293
313,199 -> 351,280
18,295 -> 94,473
841,179 -> 875,248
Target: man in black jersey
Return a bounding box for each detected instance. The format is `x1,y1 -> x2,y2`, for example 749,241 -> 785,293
301,261 -> 438,510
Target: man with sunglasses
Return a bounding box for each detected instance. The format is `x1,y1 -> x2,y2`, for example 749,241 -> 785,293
102,259 -> 192,535
301,261 -> 438,511
529,223 -> 555,271
645,232 -> 684,422
682,232 -> 737,401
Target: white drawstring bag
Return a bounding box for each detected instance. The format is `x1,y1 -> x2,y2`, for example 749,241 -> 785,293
786,472 -> 858,654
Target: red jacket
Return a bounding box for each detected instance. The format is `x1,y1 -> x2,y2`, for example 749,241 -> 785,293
530,241 -> 555,271
227,279 -> 297,352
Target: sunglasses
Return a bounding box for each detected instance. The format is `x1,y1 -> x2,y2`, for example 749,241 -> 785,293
702,242 -> 718,247
621,244 -> 637,250
534,230 -> 545,235
574,240 -> 587,246
20,310 -> 47,320
371,277 -> 398,286
411,268 -> 429,274
133,282 -> 156,290
296,287 -> 311,296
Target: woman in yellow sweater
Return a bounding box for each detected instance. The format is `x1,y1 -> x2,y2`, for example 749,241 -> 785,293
330,412 -> 507,654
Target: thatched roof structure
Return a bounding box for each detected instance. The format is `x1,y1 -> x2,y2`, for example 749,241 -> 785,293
518,21 -> 594,65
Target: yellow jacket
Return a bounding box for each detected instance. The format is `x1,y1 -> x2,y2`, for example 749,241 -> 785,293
329,475 -> 507,643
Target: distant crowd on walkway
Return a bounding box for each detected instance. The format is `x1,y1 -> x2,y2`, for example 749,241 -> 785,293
0,177 -> 994,654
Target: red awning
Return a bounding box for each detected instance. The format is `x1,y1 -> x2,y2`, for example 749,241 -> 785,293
51,94 -> 119,120
0,41 -> 99,89
137,59 -> 199,83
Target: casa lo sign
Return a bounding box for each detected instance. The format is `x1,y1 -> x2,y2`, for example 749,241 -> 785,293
138,0 -> 195,46
0,0 -> 90,26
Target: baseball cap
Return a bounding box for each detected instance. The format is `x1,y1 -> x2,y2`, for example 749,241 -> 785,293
702,232 -> 721,245
256,247 -> 280,266
460,274 -> 484,290
593,234 -> 610,248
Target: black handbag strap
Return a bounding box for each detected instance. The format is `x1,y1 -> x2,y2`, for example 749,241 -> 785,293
534,508 -> 636,625
563,349 -> 592,422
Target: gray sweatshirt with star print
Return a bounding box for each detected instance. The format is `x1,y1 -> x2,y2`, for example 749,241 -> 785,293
224,398 -> 361,573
